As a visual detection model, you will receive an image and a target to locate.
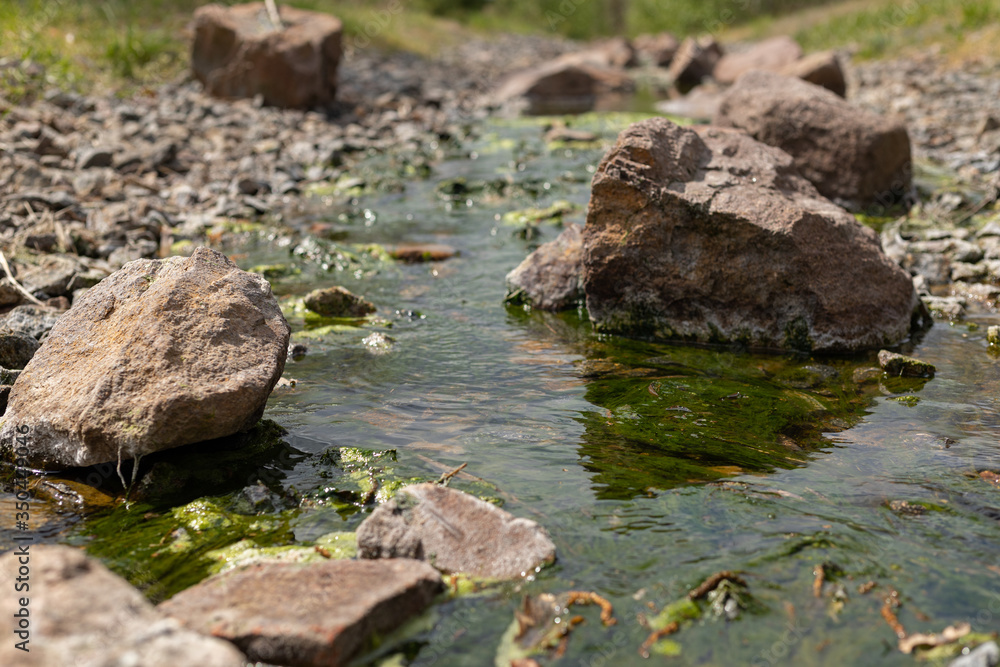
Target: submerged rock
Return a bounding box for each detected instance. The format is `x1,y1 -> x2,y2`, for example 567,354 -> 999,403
714,71 -> 912,210
303,285 -> 376,317
878,350 -> 936,378
357,483 -> 557,579
505,222 -> 584,311
159,558 -> 442,667
0,545 -> 245,667
192,2 -> 343,109
0,247 -> 289,469
582,118 -> 921,352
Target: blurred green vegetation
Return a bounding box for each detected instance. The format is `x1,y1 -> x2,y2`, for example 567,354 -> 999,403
2,0 -> 1000,100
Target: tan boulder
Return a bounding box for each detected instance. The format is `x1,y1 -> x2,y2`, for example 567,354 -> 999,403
192,2 -> 342,109
714,70 -> 912,210
582,118 -> 922,352
0,247 -> 289,469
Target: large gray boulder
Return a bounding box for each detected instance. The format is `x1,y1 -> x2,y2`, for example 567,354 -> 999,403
582,118 -> 922,353
159,558 -> 442,667
0,247 -> 289,469
713,70 -> 912,210
192,2 -> 343,109
358,483 -> 557,579
0,545 -> 245,667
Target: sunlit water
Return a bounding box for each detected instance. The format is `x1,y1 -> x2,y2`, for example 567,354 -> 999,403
4,115 -> 999,665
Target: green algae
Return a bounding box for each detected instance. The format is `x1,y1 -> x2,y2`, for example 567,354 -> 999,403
80,495 -> 296,602
575,340 -> 877,499
305,446 -> 426,510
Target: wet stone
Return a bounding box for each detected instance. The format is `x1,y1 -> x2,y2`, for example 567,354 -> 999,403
878,350 -> 937,378
948,641 -> 1000,667
158,558 -> 442,667
303,285 -> 376,317
358,483 -> 557,579
923,295 -> 967,321
387,243 -> 458,262
505,222 -> 584,311
987,326 -> 1000,346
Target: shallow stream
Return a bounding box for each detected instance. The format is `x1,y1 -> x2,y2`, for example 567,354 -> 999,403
8,113 -> 1000,665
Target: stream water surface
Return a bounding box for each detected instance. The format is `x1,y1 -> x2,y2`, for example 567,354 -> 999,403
7,113 -> 1000,666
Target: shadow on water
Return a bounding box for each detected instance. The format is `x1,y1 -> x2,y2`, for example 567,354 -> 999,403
506,306 -> 895,500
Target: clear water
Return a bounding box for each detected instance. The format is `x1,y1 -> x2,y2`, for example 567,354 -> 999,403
5,114 -> 1000,666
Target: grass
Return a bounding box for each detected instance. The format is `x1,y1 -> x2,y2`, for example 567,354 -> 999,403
1,0 -> 999,102
728,0 -> 1000,61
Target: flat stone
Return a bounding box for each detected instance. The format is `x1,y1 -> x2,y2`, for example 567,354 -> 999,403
878,350 -> 936,378
0,247 -> 289,469
387,243 -> 457,263
582,118 -> 920,352
358,483 -> 557,579
303,285 -> 375,317
714,70 -> 912,210
158,558 -> 442,667
0,545 -> 245,667
505,223 -> 584,311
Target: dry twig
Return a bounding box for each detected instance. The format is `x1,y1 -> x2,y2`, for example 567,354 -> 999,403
0,250 -> 45,306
